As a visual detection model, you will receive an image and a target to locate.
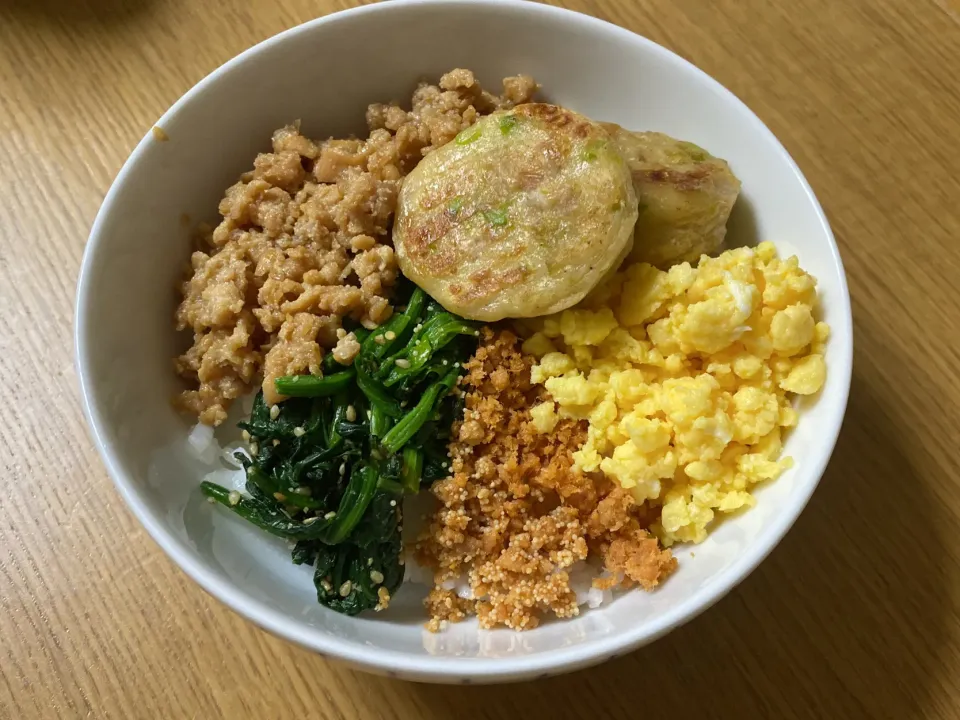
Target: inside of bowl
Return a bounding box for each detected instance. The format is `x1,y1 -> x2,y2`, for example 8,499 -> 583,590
78,0 -> 849,679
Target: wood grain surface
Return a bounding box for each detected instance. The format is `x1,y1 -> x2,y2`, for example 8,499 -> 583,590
2,0 -> 959,717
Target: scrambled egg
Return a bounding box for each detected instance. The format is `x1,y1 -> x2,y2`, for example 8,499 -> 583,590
525,242 -> 828,546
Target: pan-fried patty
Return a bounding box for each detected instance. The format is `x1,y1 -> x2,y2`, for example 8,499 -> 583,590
603,125 -> 741,268
393,104 -> 638,321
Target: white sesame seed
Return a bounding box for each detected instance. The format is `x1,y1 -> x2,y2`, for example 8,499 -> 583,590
395,358 -> 411,368
370,570 -> 384,584
390,499 -> 397,507
294,486 -> 312,496
367,558 -> 374,566
345,405 -> 357,422
241,429 -> 251,442
385,331 -> 396,341
320,580 -> 332,592
474,330 -> 480,336
293,426 -> 305,437
228,491 -> 241,506
270,404 -> 280,420
250,443 -> 259,457
272,439 -> 280,447
339,581 -> 353,597
206,496 -> 216,504
338,463 -> 346,476
374,334 -> 386,345
414,323 -> 422,332
303,516 -> 318,525
324,511 -> 337,520
442,359 -> 448,365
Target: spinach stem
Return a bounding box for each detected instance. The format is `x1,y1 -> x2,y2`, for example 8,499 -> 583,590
201,482 -> 333,539
275,369 -> 355,397
401,447 -> 423,494
381,369 -> 459,454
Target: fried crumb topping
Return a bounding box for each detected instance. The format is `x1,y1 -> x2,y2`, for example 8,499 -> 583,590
416,328 -> 676,631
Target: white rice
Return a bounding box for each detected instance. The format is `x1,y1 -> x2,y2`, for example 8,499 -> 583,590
439,575 -> 475,600
189,422 -> 249,493
202,466 -> 247,493
221,442 -> 250,469
587,586 -> 613,609
402,553 -> 433,584
568,560 -> 615,609
186,423 -> 218,465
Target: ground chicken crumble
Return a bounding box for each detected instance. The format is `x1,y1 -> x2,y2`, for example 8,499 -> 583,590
416,329 -> 676,631
174,70 -> 538,425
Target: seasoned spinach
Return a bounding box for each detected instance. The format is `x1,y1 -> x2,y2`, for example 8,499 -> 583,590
200,284 -> 477,616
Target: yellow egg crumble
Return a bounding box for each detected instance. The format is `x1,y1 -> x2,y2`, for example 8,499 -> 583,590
523,242 -> 829,546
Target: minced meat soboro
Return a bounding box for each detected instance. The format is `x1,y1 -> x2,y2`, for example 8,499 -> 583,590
175,69 -> 538,425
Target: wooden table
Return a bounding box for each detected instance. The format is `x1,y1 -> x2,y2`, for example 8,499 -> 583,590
2,0 -> 959,717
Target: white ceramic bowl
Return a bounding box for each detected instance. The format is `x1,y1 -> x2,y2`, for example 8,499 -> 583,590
75,0 -> 853,683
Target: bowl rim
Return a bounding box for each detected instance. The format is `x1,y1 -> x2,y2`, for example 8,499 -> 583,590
75,0 -> 853,683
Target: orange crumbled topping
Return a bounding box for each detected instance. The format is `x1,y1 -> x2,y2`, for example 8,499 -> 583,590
416,328 -> 676,630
